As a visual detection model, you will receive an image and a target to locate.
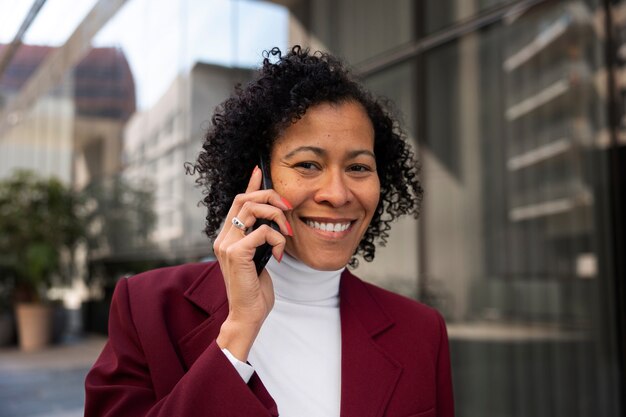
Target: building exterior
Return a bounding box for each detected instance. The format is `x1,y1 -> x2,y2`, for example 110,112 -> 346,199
0,44 -> 135,186
274,0 -> 624,416
0,45 -> 74,182
122,62 -> 252,261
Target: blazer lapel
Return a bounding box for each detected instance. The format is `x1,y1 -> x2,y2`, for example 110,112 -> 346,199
178,262 -> 229,370
178,262 -> 278,415
339,270 -> 403,417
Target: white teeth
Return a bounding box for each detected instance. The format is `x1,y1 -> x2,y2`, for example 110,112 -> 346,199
305,220 -> 351,232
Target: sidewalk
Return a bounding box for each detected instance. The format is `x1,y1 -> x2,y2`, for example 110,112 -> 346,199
0,336 -> 107,417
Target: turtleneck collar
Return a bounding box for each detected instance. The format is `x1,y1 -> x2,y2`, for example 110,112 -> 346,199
265,252 -> 344,306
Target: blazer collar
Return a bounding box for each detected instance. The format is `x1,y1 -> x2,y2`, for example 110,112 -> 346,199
183,261 -> 227,315
178,262 -> 228,370
179,262 -> 398,331
178,264 -> 403,417
339,269 -> 403,417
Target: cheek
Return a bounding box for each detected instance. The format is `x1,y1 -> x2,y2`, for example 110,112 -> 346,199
363,182 -> 381,215
366,196 -> 380,218
274,178 -> 305,205
274,177 -> 300,188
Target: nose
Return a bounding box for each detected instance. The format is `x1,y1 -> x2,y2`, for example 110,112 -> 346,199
313,169 -> 352,207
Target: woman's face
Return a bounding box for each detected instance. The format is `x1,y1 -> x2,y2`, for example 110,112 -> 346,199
270,100 -> 380,270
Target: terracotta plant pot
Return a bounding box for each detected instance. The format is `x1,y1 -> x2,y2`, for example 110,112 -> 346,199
15,303 -> 53,351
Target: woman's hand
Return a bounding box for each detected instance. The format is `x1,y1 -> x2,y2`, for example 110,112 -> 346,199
214,166 -> 292,361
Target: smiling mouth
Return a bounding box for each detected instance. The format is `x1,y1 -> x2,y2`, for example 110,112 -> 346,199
303,218 -> 353,232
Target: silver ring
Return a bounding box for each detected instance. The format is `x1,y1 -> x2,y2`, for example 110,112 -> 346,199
231,216 -> 246,231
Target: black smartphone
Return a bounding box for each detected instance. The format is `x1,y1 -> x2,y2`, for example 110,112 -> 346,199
252,155 -> 281,275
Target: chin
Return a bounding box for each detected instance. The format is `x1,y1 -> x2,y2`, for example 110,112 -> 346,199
288,249 -> 352,271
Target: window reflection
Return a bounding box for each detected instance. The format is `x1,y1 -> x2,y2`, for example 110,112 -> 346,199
418,1 -> 621,416
0,0 -> 287,319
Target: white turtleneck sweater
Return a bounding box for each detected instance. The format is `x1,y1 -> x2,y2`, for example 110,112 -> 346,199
221,253 -> 343,417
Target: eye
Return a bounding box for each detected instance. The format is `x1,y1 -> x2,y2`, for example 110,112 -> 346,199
348,164 -> 374,173
294,161 -> 320,171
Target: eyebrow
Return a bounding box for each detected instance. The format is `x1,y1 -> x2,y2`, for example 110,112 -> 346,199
284,146 -> 376,159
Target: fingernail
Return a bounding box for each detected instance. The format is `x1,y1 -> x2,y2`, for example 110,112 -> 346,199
252,165 -> 260,175
277,252 -> 283,263
280,197 -> 293,209
285,220 -> 293,236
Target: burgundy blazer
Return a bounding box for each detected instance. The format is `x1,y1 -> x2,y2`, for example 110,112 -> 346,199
84,262 -> 454,417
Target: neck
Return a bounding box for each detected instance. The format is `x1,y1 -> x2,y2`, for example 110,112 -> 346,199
265,253 -> 344,306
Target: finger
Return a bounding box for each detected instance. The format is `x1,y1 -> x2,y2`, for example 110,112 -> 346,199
224,190 -> 291,229
223,224 -> 286,265
220,167 -> 263,227
238,189 -> 292,211
271,243 -> 285,264
250,224 -> 287,262
215,165 -> 292,253
267,231 -> 287,263
216,191 -> 285,256
246,224 -> 287,259
245,165 -> 262,193
236,202 -> 293,236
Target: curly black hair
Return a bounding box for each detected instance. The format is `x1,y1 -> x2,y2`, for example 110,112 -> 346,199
192,45 -> 422,266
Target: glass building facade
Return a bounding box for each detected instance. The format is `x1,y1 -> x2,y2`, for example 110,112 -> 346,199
0,0 -> 623,416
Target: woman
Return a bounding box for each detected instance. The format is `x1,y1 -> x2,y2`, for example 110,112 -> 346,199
85,46 -> 454,417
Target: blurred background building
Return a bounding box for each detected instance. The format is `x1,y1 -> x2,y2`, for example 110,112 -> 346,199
0,0 -> 623,416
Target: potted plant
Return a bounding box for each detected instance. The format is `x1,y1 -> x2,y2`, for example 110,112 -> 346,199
0,170 -> 85,350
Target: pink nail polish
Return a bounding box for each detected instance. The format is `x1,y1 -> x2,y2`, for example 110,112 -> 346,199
277,252 -> 283,263
280,197 -> 293,209
285,220 -> 293,236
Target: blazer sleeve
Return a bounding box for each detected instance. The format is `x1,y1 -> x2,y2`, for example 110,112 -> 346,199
84,278 -> 277,417
436,311 -> 455,417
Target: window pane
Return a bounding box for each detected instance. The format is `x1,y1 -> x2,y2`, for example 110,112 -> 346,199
419,2 -> 621,416
420,0 -> 517,35
0,0 -> 287,267
308,0 -> 415,64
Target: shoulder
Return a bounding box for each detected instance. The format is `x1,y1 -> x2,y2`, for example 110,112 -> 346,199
120,261 -> 221,305
342,270 -> 446,339
111,261 -> 224,341
126,261 -> 215,286
362,278 -> 444,325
